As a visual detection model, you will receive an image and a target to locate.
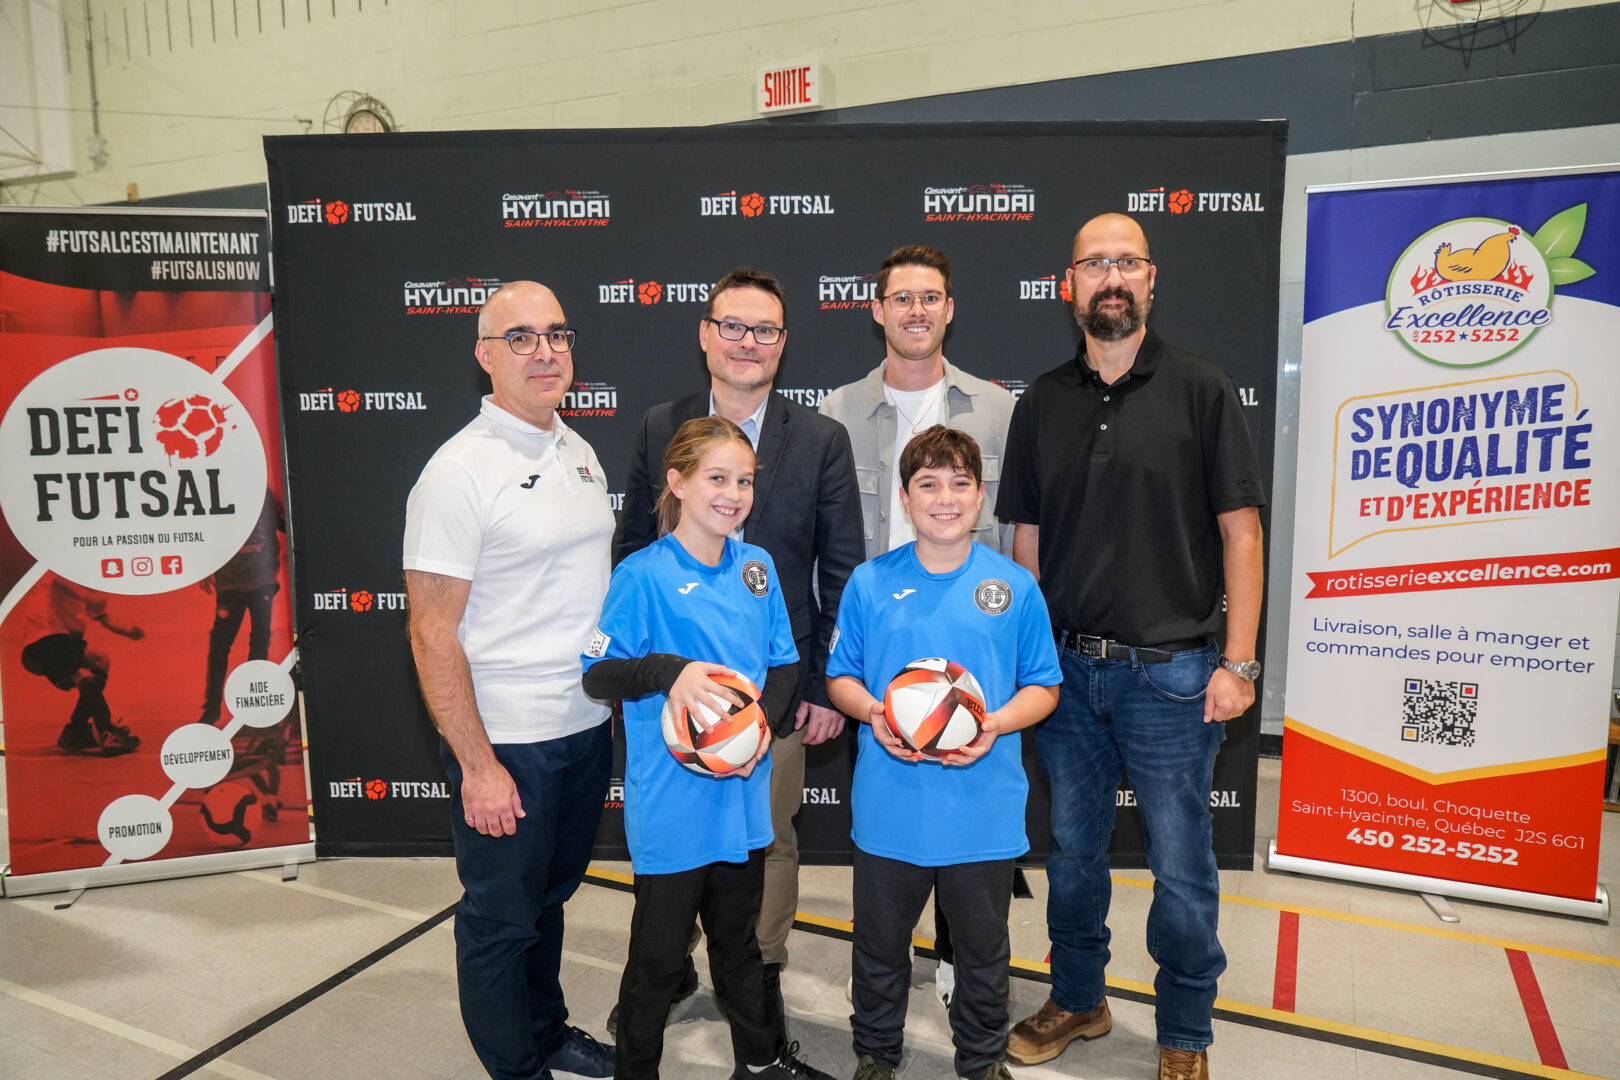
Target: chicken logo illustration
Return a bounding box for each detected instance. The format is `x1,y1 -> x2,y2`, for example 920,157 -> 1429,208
1386,206 -> 1594,367
1433,227 -> 1521,284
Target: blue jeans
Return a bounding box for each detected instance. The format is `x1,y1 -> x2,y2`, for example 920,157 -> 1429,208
443,721 -> 611,1080
1037,642 -> 1226,1052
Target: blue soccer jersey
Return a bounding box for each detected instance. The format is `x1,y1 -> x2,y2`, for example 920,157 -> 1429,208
827,543 -> 1061,866
583,534 -> 798,875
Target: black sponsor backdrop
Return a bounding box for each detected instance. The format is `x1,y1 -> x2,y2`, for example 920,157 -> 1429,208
264,122 -> 1284,865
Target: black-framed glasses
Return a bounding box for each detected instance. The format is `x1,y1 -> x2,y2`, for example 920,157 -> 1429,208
880,290 -> 948,311
480,328 -> 577,354
703,317 -> 786,346
1070,257 -> 1154,278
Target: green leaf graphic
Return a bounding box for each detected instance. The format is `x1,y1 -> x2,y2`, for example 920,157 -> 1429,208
1547,257 -> 1596,285
1530,203 -> 1586,260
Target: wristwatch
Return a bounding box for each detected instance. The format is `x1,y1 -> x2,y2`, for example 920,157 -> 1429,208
1218,655 -> 1262,682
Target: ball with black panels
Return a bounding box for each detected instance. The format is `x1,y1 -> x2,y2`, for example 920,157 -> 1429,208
660,670 -> 767,776
882,657 -> 986,760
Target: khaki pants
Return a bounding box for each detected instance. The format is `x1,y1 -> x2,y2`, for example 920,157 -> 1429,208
756,723 -> 805,966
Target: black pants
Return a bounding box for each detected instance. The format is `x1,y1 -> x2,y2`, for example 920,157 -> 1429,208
444,725 -> 612,1080
616,848 -> 780,1080
202,584 -> 278,718
851,850 -> 1014,1078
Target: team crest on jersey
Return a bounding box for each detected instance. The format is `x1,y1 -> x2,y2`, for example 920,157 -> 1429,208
576,465 -> 598,484
974,578 -> 1012,615
585,628 -> 610,658
742,560 -> 769,597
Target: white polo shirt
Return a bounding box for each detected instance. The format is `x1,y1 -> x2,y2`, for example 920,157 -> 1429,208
403,397 -> 614,742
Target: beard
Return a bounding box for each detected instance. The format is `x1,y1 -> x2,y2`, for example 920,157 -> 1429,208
1075,286 -> 1150,341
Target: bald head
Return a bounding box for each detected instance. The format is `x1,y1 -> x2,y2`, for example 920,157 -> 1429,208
478,280 -> 562,338
1072,213 -> 1150,263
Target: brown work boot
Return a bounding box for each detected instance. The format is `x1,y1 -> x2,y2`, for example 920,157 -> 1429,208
1158,1046 -> 1210,1080
1004,998 -> 1111,1065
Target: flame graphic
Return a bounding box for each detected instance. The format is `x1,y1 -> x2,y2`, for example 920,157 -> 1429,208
1497,263 -> 1534,289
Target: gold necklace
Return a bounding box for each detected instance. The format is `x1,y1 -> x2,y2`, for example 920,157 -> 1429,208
887,381 -> 946,435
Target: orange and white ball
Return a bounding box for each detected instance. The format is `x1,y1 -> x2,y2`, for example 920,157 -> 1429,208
882,658 -> 986,759
660,671 -> 767,776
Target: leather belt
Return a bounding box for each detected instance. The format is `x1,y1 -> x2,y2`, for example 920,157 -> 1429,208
1053,629 -> 1210,664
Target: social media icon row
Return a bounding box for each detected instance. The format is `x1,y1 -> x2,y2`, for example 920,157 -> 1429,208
101,555 -> 183,578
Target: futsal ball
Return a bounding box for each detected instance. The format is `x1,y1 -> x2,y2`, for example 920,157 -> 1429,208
200,781 -> 260,845
883,658 -> 986,760
661,671 -> 766,776
153,393 -> 229,460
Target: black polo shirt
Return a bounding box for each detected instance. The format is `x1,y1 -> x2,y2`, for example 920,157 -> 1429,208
995,328 -> 1265,646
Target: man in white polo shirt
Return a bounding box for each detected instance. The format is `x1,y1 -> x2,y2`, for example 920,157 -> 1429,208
404,281 -> 615,1080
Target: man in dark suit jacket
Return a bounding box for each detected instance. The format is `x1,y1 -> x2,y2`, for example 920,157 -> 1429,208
613,267 -> 864,1035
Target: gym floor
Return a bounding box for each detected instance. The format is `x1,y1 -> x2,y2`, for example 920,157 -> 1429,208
1,756 -> 1616,1080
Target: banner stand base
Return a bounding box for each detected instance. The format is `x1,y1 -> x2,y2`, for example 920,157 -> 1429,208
1,844 -> 316,899
1267,839 -> 1610,922
1419,893 -> 1462,924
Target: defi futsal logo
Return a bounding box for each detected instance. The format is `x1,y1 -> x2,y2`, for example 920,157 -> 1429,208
285,197 -> 418,224
297,387 -> 427,413
1017,274 -> 1069,302
1126,186 -> 1265,214
597,278 -> 711,304
403,277 -> 503,314
311,586 -> 408,612
329,776 -> 449,800
560,380 -> 618,418
501,190 -> 612,228
699,190 -> 836,217
817,273 -> 877,310
775,387 -> 835,408
923,184 -> 1035,222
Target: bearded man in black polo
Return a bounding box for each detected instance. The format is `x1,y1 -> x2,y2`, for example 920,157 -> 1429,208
996,213 -> 1266,1080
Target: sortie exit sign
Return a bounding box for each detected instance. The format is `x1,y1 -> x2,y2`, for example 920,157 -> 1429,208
757,63 -> 822,115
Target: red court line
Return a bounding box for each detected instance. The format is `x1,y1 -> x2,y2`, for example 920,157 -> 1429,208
1505,948 -> 1567,1069
1272,910 -> 1299,1012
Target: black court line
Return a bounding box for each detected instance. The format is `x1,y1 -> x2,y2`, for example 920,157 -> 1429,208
152,900 -> 457,1080
584,873 -> 1560,1080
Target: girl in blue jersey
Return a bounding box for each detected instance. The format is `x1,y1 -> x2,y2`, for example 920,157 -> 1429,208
581,416 -> 832,1080
826,426 -> 1062,1080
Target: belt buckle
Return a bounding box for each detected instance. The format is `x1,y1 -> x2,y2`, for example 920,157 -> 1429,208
1079,635 -> 1112,659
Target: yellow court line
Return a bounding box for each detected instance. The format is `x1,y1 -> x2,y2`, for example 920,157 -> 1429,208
586,870 -> 1606,1079
1102,872 -> 1620,969
591,865 -> 1620,970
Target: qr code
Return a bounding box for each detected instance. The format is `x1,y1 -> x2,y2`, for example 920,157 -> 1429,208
1401,678 -> 1478,747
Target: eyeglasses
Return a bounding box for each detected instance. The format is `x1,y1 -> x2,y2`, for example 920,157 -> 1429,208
480,328 -> 577,354
881,290 -> 948,311
704,317 -> 786,346
1070,257 -> 1153,278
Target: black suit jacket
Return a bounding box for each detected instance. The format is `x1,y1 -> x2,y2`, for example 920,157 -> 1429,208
612,391 -> 864,713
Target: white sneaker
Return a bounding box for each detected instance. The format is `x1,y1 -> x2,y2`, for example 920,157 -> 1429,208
935,960 -> 955,1008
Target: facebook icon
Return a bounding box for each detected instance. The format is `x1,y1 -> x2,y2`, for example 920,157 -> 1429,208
160,555 -> 184,575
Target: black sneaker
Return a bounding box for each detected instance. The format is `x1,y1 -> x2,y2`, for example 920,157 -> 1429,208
604,955 -> 701,1037
730,1041 -> 834,1080
853,1054 -> 896,1080
547,1025 -> 614,1078
961,1062 -> 1013,1080
94,720 -> 140,756
57,722 -> 98,753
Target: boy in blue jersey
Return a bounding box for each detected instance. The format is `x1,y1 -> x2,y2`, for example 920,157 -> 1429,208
827,426 -> 1062,1080
581,417 -> 834,1080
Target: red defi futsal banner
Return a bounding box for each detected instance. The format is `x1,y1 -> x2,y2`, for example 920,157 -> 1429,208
1274,168 -> 1620,916
0,207 -> 312,897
